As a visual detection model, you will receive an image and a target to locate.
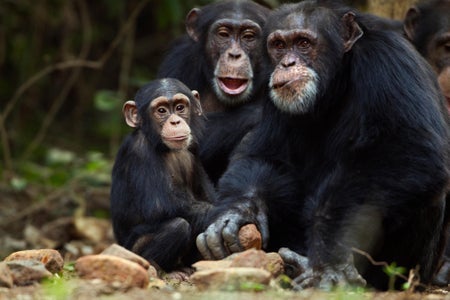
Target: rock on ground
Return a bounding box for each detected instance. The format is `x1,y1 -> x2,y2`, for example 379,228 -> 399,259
75,254 -> 149,289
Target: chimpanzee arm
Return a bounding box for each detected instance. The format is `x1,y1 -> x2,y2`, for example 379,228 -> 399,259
197,106 -> 297,259
199,103 -> 263,182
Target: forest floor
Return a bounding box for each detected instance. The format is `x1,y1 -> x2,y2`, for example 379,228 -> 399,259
0,181 -> 449,299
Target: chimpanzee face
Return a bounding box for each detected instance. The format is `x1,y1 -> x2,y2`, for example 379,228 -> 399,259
265,6 -> 362,114
123,79 -> 202,150
185,2 -> 269,107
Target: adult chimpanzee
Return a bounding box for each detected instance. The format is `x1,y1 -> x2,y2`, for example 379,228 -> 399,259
110,78 -> 217,273
196,0 -> 450,290
157,0 -> 271,183
403,0 -> 450,113
403,0 -> 450,285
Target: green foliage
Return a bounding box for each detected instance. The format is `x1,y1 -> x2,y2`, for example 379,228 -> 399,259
276,274 -> 293,289
382,262 -> 407,291
94,90 -> 122,112
239,281 -> 267,292
12,148 -> 112,189
41,274 -> 74,300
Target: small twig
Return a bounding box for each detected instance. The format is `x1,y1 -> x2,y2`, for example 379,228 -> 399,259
351,247 -> 426,290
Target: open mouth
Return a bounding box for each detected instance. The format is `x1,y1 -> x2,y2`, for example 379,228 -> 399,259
218,77 -> 249,95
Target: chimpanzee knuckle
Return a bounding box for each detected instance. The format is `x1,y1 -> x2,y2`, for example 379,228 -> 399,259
196,233 -> 214,260
222,222 -> 242,253
203,223 -> 228,259
292,270 -> 315,290
279,248 -> 309,270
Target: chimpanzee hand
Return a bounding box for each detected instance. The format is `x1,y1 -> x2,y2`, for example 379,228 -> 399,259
196,201 -> 268,260
279,247 -> 366,291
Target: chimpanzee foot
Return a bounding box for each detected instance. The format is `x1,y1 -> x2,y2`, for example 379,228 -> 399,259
279,247 -> 366,290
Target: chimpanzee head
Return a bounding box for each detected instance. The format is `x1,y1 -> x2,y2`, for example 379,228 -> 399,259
123,78 -> 203,151
186,0 -> 270,106
403,0 -> 450,112
265,2 -> 362,114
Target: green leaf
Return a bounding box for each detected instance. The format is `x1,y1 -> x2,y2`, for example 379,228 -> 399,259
94,90 -> 121,111
10,177 -> 27,191
46,148 -> 76,165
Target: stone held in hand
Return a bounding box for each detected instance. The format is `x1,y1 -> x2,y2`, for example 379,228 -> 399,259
238,224 -> 262,250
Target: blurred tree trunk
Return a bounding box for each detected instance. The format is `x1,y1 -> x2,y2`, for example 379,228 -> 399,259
367,0 -> 415,20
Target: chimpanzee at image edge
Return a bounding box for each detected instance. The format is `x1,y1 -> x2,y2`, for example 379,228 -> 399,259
196,0 -> 450,291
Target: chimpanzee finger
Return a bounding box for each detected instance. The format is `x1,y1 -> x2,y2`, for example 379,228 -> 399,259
221,218 -> 243,253
196,233 -> 214,260
278,247 -> 309,278
293,272 -> 316,290
204,220 -> 229,259
255,210 -> 269,248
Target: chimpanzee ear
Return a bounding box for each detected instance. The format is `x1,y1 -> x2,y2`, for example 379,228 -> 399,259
342,12 -> 363,52
191,90 -> 203,116
123,100 -> 140,128
186,8 -> 201,42
403,7 -> 420,41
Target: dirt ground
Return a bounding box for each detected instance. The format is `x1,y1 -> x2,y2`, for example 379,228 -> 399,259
1,182 -> 449,299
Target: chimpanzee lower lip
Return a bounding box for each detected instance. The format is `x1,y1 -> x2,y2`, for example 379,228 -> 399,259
163,135 -> 188,141
272,79 -> 297,89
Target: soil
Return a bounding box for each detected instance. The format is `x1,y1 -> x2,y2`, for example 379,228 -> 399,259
0,182 -> 449,299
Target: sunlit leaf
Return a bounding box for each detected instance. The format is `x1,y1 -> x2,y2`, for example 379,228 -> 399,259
94,90 -> 121,111
10,177 -> 27,191
46,148 -> 76,165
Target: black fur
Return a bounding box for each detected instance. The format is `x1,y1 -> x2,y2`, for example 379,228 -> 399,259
110,78 -> 217,271
199,1 -> 450,290
157,0 -> 270,183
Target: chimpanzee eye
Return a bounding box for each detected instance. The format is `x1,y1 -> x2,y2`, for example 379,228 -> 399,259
157,107 -> 167,114
297,38 -> 311,49
218,27 -> 230,38
242,30 -> 256,41
176,104 -> 185,112
273,40 -> 286,50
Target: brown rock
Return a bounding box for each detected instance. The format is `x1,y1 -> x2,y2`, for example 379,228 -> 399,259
75,254 -> 149,289
230,249 -> 284,277
264,252 -> 285,277
100,244 -> 150,270
0,262 -> 13,288
6,260 -> 52,286
192,260 -> 232,271
238,224 -> 262,250
230,248 -> 266,268
4,249 -> 64,273
190,267 -> 271,291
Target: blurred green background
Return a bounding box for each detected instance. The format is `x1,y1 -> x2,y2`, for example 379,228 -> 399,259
0,0 -> 411,184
